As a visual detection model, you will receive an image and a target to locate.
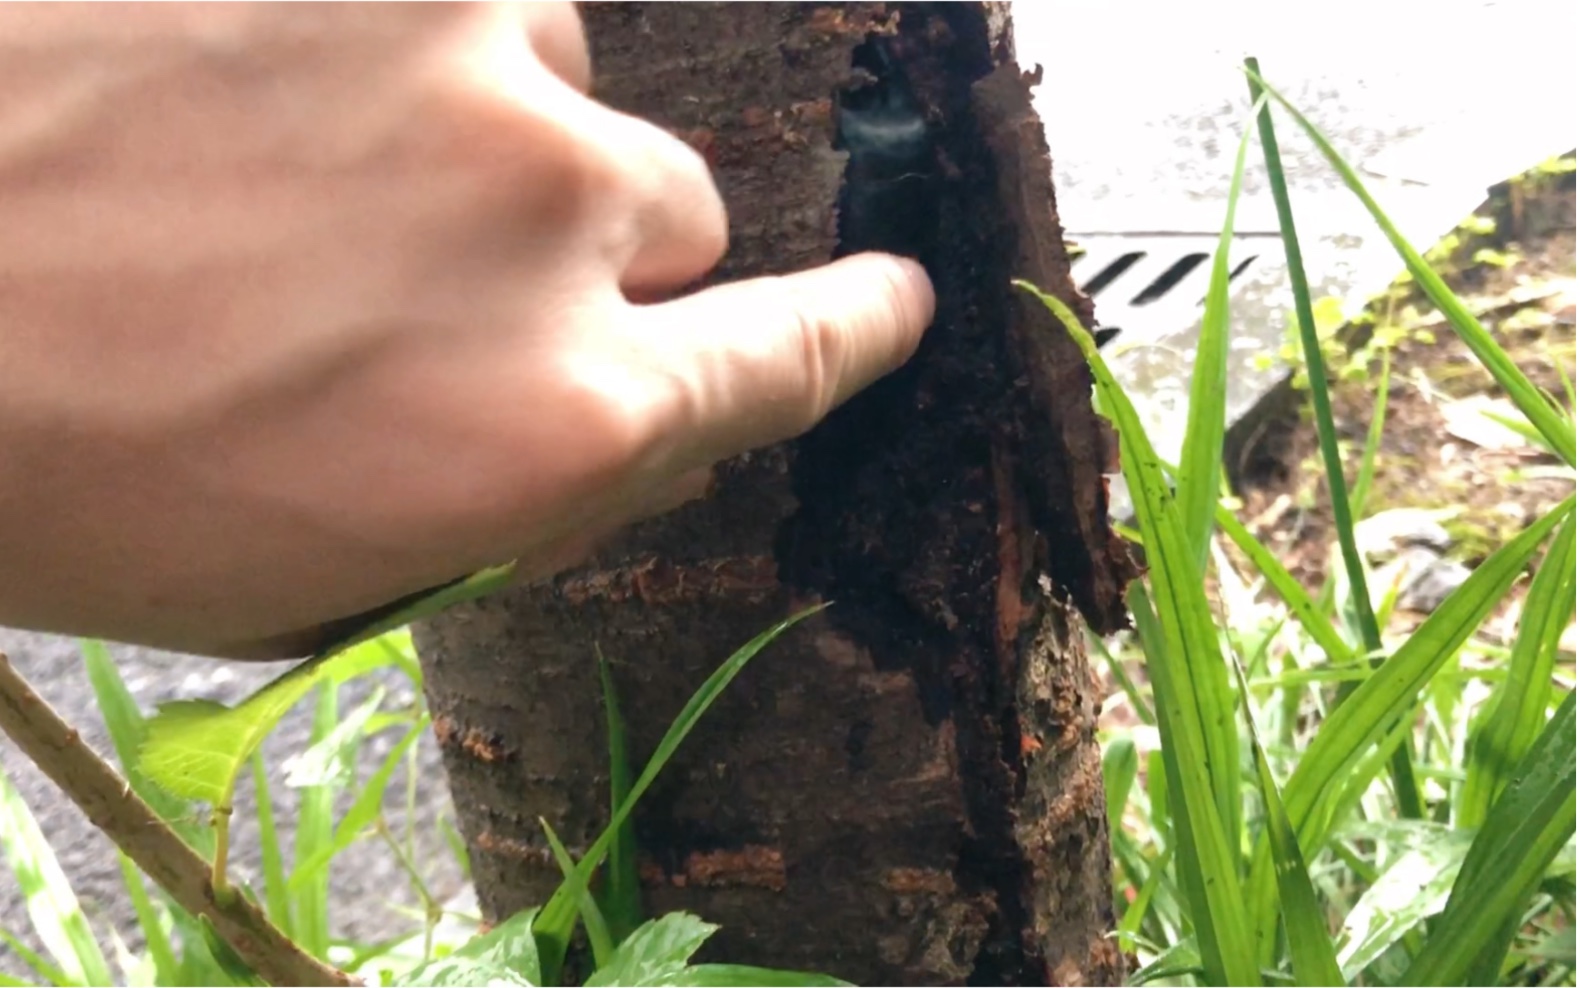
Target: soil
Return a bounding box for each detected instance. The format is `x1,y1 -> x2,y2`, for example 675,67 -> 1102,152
1227,157 -> 1577,649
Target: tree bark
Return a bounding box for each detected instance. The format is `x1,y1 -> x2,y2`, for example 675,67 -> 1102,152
416,3 -> 1136,984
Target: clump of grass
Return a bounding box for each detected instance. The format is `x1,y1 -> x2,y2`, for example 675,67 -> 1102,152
1032,58 -> 1575,987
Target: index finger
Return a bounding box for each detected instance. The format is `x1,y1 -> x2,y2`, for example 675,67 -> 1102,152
639,252 -> 935,468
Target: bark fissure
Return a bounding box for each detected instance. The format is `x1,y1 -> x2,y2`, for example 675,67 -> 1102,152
417,5 -> 1130,984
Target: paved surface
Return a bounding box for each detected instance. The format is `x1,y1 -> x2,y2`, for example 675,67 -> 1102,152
2,0 -> 1576,974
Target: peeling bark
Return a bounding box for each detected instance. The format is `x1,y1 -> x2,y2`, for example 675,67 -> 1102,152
417,4 -> 1134,984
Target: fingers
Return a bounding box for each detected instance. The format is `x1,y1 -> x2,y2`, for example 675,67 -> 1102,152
596,113 -> 728,294
517,1 -> 592,93
639,252 -> 935,467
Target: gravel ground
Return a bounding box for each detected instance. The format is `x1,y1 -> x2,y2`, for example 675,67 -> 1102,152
2,0 -> 1575,977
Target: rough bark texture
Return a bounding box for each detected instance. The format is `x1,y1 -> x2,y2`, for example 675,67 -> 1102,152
416,4 -> 1136,984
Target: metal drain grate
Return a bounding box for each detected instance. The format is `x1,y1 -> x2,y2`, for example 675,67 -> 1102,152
1069,233 -> 1279,346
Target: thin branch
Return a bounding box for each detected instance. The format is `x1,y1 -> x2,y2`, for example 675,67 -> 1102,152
0,650 -> 356,987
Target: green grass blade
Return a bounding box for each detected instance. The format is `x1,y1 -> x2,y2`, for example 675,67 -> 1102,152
533,608 -> 824,985
1406,690 -> 1577,985
1232,660 -> 1343,985
1215,504 -> 1354,665
1249,70 -> 1577,467
249,753 -> 293,934
1090,633 -> 1155,726
1102,735 -> 1139,837
1348,345 -> 1391,516
289,716 -> 428,890
1247,494 -> 1573,960
1177,95 -> 1265,571
1461,506 -> 1576,827
541,818 -> 615,968
1244,57 -> 1389,683
597,647 -> 642,945
0,764 -> 112,986
439,816 -> 471,883
1246,53 -> 1422,828
117,854 -> 178,984
1022,283 -> 1258,986
0,925 -> 73,988
290,684 -> 338,960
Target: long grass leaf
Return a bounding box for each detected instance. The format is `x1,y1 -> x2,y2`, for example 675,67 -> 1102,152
532,608 -> 824,985
249,753 -> 293,934
1215,505 -> 1353,665
288,716 -> 428,889
117,855 -> 178,984
1247,57 -> 1425,831
1406,691 -> 1577,984
290,685 -> 338,959
1248,70 -> 1577,467
1231,660 -> 1343,985
1023,284 -> 1259,986
1348,346 -> 1391,516
541,819 -> 614,968
0,765 -> 112,986
1177,96 -> 1265,571
1244,54 -> 1391,670
0,925 -> 73,988
596,648 -> 642,945
1461,507 -> 1576,826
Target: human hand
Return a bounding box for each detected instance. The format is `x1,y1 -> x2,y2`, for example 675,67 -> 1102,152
0,2 -> 934,658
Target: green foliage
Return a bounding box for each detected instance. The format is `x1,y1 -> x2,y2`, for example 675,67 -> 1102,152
395,907 -> 542,987
1086,56 -> 1577,988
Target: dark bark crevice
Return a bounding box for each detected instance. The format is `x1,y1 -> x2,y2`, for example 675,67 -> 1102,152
417,4 -> 1131,984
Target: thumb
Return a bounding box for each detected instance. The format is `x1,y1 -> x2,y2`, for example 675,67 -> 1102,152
642,252 -> 935,468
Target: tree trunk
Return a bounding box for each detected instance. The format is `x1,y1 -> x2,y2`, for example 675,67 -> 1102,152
416,3 -> 1136,984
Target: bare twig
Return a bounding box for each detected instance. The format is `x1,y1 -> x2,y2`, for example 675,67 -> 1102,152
0,650 -> 356,987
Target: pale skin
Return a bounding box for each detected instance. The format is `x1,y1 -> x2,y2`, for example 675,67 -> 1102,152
0,3 -> 935,659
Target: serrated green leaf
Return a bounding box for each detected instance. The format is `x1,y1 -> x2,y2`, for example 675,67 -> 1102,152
396,908 -> 541,987
584,913 -> 718,988
315,564 -> 518,662
138,634 -> 396,807
81,641 -> 211,854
